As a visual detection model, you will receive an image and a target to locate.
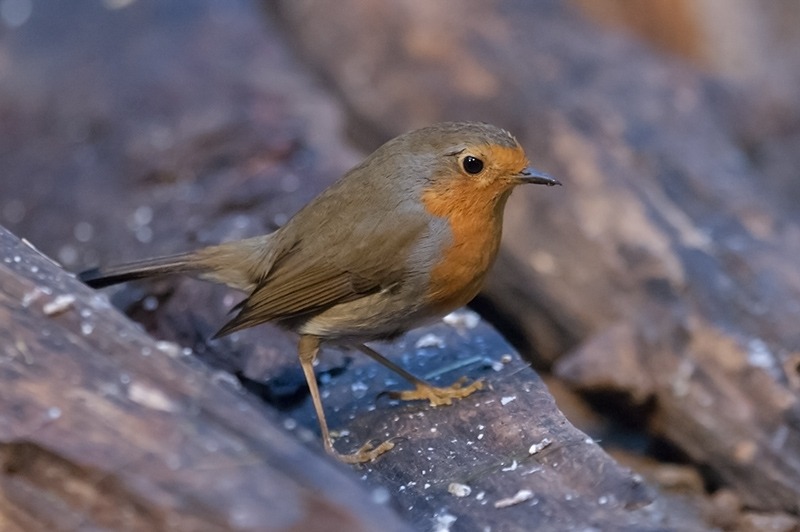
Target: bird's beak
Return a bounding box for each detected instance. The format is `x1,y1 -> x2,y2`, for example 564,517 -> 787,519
517,167 -> 561,186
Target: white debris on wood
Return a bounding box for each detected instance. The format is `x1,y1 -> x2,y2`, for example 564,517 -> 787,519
443,309 -> 480,329
494,489 -> 534,509
528,438 -> 553,455
501,460 -> 518,472
43,294 -> 76,316
155,341 -> 181,357
500,396 -> 516,406
448,482 -> 472,497
415,333 -> 445,349
128,382 -> 177,412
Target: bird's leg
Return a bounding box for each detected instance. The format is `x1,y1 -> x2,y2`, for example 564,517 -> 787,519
298,335 -> 394,463
355,343 -> 483,407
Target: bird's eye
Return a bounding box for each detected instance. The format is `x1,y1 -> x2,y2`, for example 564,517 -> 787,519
462,156 -> 484,174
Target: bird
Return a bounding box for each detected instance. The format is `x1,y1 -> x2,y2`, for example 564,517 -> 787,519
79,121 -> 561,462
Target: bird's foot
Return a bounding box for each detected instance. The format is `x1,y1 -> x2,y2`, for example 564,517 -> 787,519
388,377 -> 484,407
332,439 -> 396,464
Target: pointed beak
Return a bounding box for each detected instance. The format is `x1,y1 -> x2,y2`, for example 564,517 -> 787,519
517,167 -> 561,186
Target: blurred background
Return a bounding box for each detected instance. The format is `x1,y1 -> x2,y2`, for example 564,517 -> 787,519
3,0 -> 800,529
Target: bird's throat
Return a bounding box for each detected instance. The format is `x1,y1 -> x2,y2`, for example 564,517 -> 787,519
421,183 -> 509,313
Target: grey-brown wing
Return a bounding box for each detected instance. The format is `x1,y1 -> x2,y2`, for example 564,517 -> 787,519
214,214 -> 429,337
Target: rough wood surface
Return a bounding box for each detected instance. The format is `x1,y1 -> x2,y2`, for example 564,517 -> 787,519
0,228 -> 412,532
284,317 -> 663,531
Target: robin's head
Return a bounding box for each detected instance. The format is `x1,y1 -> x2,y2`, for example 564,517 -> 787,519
391,122 -> 559,215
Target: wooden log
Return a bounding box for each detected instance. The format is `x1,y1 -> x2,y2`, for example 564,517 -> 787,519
1,226 -> 717,531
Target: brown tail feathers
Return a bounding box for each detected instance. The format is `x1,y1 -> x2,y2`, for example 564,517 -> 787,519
78,236 -> 273,291
78,252 -> 198,289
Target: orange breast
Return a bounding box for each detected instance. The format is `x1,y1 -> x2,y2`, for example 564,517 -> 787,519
421,179 -> 509,314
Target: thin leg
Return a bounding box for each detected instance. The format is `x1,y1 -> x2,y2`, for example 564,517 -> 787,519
355,343 -> 483,407
298,335 -> 394,463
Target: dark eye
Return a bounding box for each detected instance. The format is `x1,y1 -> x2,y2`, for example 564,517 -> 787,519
462,156 -> 484,174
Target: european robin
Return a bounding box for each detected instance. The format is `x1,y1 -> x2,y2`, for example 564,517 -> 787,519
79,121 -> 560,462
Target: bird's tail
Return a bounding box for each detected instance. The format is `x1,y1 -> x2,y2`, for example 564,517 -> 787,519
78,252 -> 199,289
